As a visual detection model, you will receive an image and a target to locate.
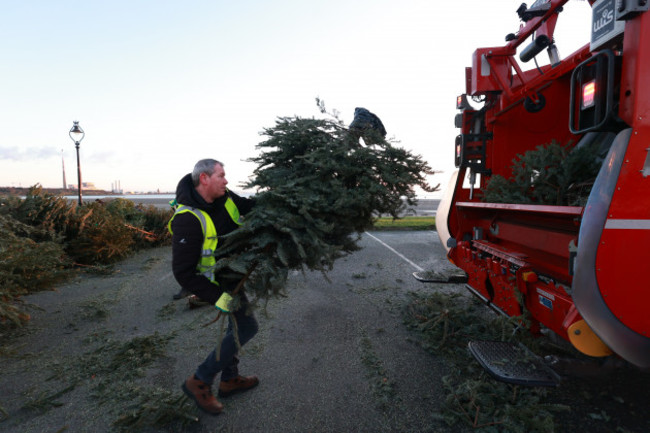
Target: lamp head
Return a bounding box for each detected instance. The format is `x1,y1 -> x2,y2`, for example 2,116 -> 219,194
69,121 -> 85,143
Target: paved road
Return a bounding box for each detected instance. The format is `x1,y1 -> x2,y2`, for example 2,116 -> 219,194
219,230 -> 460,433
3,230 -> 467,433
8,229 -> 649,433
187,229 -> 460,432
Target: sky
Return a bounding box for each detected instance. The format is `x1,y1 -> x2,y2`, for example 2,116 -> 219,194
0,0 -> 592,196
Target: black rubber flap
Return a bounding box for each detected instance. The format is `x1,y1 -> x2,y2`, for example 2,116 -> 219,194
412,270 -> 468,284
468,340 -> 561,387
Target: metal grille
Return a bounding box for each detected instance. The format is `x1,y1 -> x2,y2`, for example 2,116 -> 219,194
468,340 -> 561,387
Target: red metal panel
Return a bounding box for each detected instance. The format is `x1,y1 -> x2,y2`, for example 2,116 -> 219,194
488,75 -> 581,181
595,11 -> 650,339
596,228 -> 650,335
619,12 -> 650,126
456,202 -> 582,216
454,202 -> 581,282
524,280 -> 574,340
471,47 -> 513,95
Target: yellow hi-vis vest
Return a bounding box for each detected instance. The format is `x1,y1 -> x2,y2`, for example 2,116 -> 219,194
167,197 -> 243,284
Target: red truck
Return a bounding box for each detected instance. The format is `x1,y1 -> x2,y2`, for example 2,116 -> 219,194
433,0 -> 650,383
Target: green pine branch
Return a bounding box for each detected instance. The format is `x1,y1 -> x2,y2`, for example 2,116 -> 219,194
482,139 -> 604,206
214,104 -> 438,302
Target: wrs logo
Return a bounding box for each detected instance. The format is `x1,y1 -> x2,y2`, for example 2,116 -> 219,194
593,7 -> 615,33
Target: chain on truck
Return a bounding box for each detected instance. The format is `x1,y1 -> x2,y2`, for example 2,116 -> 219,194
421,0 -> 650,386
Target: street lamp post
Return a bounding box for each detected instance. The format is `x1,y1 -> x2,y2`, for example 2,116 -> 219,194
69,121 -> 85,205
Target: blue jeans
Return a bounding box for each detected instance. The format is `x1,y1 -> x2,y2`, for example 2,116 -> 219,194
195,307 -> 258,385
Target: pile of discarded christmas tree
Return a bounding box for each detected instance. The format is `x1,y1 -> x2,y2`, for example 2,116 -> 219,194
0,188 -> 173,328
211,102 -> 437,305
481,134 -> 612,206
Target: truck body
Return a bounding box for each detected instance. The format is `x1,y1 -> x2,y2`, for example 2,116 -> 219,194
437,0 -> 650,368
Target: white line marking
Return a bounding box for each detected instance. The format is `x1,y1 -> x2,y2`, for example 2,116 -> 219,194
365,232 -> 424,272
159,271 -> 173,282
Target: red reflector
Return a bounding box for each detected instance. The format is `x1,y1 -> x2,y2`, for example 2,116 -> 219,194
582,81 -> 596,109
457,96 -> 463,109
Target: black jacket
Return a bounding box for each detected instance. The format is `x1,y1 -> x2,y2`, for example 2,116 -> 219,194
170,173 -> 255,303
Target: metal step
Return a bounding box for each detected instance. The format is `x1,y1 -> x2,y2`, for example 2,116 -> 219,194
412,270 -> 468,284
467,340 -> 561,387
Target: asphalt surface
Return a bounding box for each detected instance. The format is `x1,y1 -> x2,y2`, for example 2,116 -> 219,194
0,230 -> 464,433
4,227 -> 650,433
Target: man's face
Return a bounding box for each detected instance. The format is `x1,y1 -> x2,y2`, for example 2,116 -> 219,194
203,163 -> 228,201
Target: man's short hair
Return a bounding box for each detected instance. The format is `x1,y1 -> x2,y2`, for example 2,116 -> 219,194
192,159 -> 224,186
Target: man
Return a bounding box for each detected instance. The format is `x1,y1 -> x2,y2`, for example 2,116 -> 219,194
168,158 -> 259,415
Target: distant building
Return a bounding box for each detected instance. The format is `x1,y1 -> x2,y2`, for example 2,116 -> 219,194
111,180 -> 123,194
67,182 -> 97,190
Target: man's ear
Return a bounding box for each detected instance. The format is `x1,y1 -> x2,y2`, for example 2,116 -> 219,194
199,172 -> 209,185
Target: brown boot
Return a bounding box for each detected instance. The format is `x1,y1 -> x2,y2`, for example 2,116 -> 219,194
188,295 -> 210,310
218,375 -> 260,398
182,375 -> 224,415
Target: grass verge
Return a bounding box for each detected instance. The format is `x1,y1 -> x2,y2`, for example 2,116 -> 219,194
372,216 -> 435,231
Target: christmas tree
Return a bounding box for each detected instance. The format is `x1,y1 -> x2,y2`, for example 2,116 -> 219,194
212,101 -> 438,303
482,138 -> 606,206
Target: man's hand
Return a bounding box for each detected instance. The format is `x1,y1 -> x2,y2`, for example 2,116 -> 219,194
215,292 -> 239,313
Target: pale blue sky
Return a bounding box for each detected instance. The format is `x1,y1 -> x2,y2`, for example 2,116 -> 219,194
0,0 -> 591,194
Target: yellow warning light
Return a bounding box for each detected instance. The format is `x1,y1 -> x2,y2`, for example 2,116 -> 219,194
522,271 -> 538,283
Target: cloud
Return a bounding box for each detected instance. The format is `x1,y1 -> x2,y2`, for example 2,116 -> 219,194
86,150 -> 124,164
0,146 -> 61,161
